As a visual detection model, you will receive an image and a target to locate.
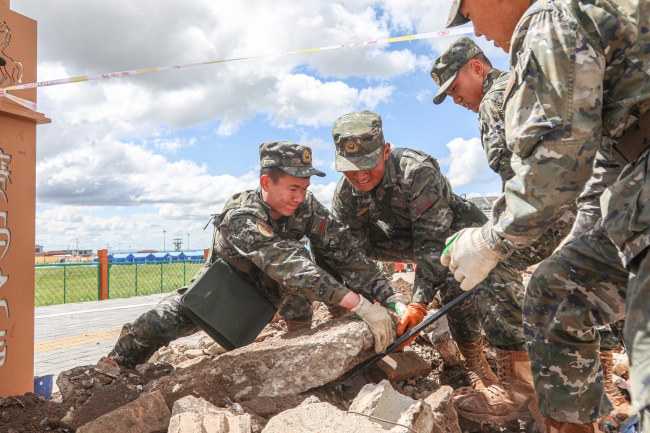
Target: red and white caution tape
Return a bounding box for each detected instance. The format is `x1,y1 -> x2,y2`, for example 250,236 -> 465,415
0,26 -> 473,111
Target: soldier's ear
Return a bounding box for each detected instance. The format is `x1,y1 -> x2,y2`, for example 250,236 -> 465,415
260,174 -> 270,192
383,143 -> 391,160
469,59 -> 483,77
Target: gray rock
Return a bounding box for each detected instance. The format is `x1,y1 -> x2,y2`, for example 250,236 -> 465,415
171,395 -> 223,417
262,399 -> 383,433
146,317 -> 374,404
423,385 -> 462,433
349,379 -> 434,433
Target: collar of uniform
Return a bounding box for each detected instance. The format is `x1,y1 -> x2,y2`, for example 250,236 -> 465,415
254,186 -> 274,217
482,69 -> 507,98
386,150 -> 398,187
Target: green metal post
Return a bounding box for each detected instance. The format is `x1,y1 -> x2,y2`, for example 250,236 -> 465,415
183,261 -> 187,285
135,263 -> 139,296
160,262 -> 163,293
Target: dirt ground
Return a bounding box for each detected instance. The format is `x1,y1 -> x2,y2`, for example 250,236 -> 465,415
0,276 -> 629,433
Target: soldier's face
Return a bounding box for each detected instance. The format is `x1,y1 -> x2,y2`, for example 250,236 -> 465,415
260,173 -> 310,219
460,0 -> 528,52
445,60 -> 484,113
343,144 -> 391,192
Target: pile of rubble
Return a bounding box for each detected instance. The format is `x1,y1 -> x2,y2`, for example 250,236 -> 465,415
0,277 -> 631,433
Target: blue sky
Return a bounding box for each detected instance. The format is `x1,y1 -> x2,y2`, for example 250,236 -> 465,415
11,0 -> 510,252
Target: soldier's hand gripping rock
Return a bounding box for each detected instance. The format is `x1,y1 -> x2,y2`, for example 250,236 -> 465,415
350,294 -> 395,353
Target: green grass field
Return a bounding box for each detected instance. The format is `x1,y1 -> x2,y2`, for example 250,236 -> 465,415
35,261 -> 204,307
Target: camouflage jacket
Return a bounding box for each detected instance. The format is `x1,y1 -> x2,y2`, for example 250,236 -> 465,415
213,188 -> 397,306
478,69 -> 515,184
332,147 -> 482,304
492,0 -> 650,260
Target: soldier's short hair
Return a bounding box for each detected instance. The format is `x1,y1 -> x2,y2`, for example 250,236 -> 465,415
259,166 -> 285,183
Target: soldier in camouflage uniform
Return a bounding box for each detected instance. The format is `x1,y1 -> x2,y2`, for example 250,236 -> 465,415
330,110 -> 531,399
107,141 -> 410,368
431,36 -> 576,271
431,37 -> 631,422
443,0 -> 650,431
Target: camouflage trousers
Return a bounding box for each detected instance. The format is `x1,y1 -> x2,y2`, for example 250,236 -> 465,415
627,248 -> 650,427
108,261 -> 314,368
601,146 -> 650,427
562,147 -> 624,352
365,223 -> 525,351
524,223 -> 629,423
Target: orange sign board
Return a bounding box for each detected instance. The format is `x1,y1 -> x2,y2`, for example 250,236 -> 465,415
0,5 -> 50,396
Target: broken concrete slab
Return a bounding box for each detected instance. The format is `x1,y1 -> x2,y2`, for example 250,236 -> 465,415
423,385 -> 462,433
146,317 -> 374,405
349,379 -> 434,433
262,397 -> 384,433
371,351 -> 432,382
75,390 -> 170,433
168,411 -> 250,433
170,395 -> 252,433
172,395 -> 224,417
168,412 -> 205,433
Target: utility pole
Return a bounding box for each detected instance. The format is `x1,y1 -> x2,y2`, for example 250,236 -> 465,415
163,230 -> 167,252
187,232 -> 190,251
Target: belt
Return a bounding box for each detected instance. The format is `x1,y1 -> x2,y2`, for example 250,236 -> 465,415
611,110 -> 650,165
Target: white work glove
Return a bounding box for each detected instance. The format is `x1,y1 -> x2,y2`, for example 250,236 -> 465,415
440,227 -> 499,291
351,296 -> 395,353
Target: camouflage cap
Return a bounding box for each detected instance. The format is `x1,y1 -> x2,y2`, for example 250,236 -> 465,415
431,37 -> 482,104
332,110 -> 385,172
259,141 -> 325,178
446,0 -> 469,28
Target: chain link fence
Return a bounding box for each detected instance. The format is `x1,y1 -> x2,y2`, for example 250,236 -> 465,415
35,263 -> 99,306
108,260 -> 204,299
35,260 -> 204,306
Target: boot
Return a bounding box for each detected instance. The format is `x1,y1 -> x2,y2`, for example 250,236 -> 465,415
544,417 -> 602,432
456,337 -> 499,390
453,350 -> 536,425
599,350 -> 632,421
285,317 -> 311,333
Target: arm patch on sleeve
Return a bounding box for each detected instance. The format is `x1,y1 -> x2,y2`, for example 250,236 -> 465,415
311,215 -> 327,235
412,192 -> 435,216
256,219 -> 275,237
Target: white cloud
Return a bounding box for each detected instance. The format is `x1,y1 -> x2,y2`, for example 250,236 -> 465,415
259,74 -> 396,130
14,0 -> 429,136
442,137 -> 498,188
37,138 -> 259,206
310,181 -> 339,210
10,0 -> 498,251
359,84 -> 395,109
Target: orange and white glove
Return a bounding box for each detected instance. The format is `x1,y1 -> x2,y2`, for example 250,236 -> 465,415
386,293 -> 428,349
440,227 -> 499,291
396,302 -> 428,336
